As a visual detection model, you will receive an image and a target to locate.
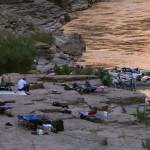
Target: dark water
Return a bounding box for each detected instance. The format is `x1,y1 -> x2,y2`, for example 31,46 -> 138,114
64,0 -> 150,70
64,0 -> 150,96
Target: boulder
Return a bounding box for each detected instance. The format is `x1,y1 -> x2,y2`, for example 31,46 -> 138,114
72,1 -> 89,11
54,32 -> 86,56
0,0 -> 33,4
36,63 -> 53,73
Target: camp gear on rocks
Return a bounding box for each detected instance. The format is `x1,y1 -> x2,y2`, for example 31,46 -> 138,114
51,119 -> 64,132
64,84 -> 73,90
52,102 -> 69,109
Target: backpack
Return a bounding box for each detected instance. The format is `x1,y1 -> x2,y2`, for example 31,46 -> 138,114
51,119 -> 64,132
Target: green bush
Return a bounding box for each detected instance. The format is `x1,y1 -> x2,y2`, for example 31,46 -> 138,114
54,64 -> 71,75
54,0 -> 62,6
74,67 -> 82,75
54,64 -> 62,75
30,30 -> 55,45
135,107 -> 150,126
142,139 -> 150,150
101,138 -> 108,146
0,31 -> 36,74
84,66 -> 93,75
61,64 -> 71,75
95,67 -> 104,77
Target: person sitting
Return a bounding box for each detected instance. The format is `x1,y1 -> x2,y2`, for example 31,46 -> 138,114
1,73 -> 13,90
116,73 -> 124,88
18,77 -> 30,94
112,77 -> 119,87
73,78 -> 92,94
84,77 -> 91,87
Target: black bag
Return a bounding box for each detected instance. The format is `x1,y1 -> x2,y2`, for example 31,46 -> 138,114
52,102 -> 69,109
52,102 -> 61,107
60,109 -> 72,114
51,119 -> 64,132
60,103 -> 69,109
72,83 -> 78,89
64,84 -> 72,90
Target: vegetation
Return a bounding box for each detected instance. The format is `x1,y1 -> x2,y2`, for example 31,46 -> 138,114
101,138 -> 108,146
54,0 -> 63,6
95,67 -> 105,77
0,13 -> 6,21
84,66 -> 93,75
0,31 -> 36,74
142,139 -> 150,150
135,107 -> 150,126
73,67 -> 83,75
53,64 -> 71,75
53,64 -> 109,77
30,30 -> 55,45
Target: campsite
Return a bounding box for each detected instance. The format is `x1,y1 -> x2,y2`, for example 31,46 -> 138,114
0,73 -> 150,150
0,0 -> 150,149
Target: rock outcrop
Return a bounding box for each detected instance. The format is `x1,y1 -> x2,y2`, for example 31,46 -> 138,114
0,0 -> 92,73
54,32 -> 86,56
33,32 -> 85,73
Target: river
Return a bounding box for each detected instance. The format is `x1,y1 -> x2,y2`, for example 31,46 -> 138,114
64,0 -> 150,97
64,0 -> 150,70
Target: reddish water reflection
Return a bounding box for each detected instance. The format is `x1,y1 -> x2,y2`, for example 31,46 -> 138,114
64,0 -> 150,70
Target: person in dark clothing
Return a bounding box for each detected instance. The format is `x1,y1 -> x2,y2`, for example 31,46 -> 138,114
84,77 -> 91,87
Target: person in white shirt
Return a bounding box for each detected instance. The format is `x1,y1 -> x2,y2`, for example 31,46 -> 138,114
132,73 -> 139,91
113,77 -> 119,87
18,77 -> 30,94
132,73 -> 139,80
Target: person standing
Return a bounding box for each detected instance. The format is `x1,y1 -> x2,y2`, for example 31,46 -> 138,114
102,70 -> 110,86
132,72 -> 139,91
18,77 -> 30,94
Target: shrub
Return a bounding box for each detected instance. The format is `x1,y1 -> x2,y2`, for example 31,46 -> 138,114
61,64 -> 71,75
74,67 -> 82,75
83,66 -> 93,75
54,0 -> 62,6
54,64 -> 71,75
54,64 -> 62,75
30,30 -> 55,45
142,139 -> 150,150
101,138 -> 108,146
135,107 -> 150,126
0,31 -> 36,74
95,67 -> 104,77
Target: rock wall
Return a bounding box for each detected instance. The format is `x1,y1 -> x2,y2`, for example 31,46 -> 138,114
0,0 -> 107,73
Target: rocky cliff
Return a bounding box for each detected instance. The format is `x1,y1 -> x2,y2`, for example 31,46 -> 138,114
0,0 -> 101,33
0,0 -> 106,73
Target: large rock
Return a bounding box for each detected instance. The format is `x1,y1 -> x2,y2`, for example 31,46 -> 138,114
54,32 -> 86,56
0,0 -> 33,4
72,0 -> 89,11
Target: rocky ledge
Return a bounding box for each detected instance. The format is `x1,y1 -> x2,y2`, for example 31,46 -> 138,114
0,73 -> 149,150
